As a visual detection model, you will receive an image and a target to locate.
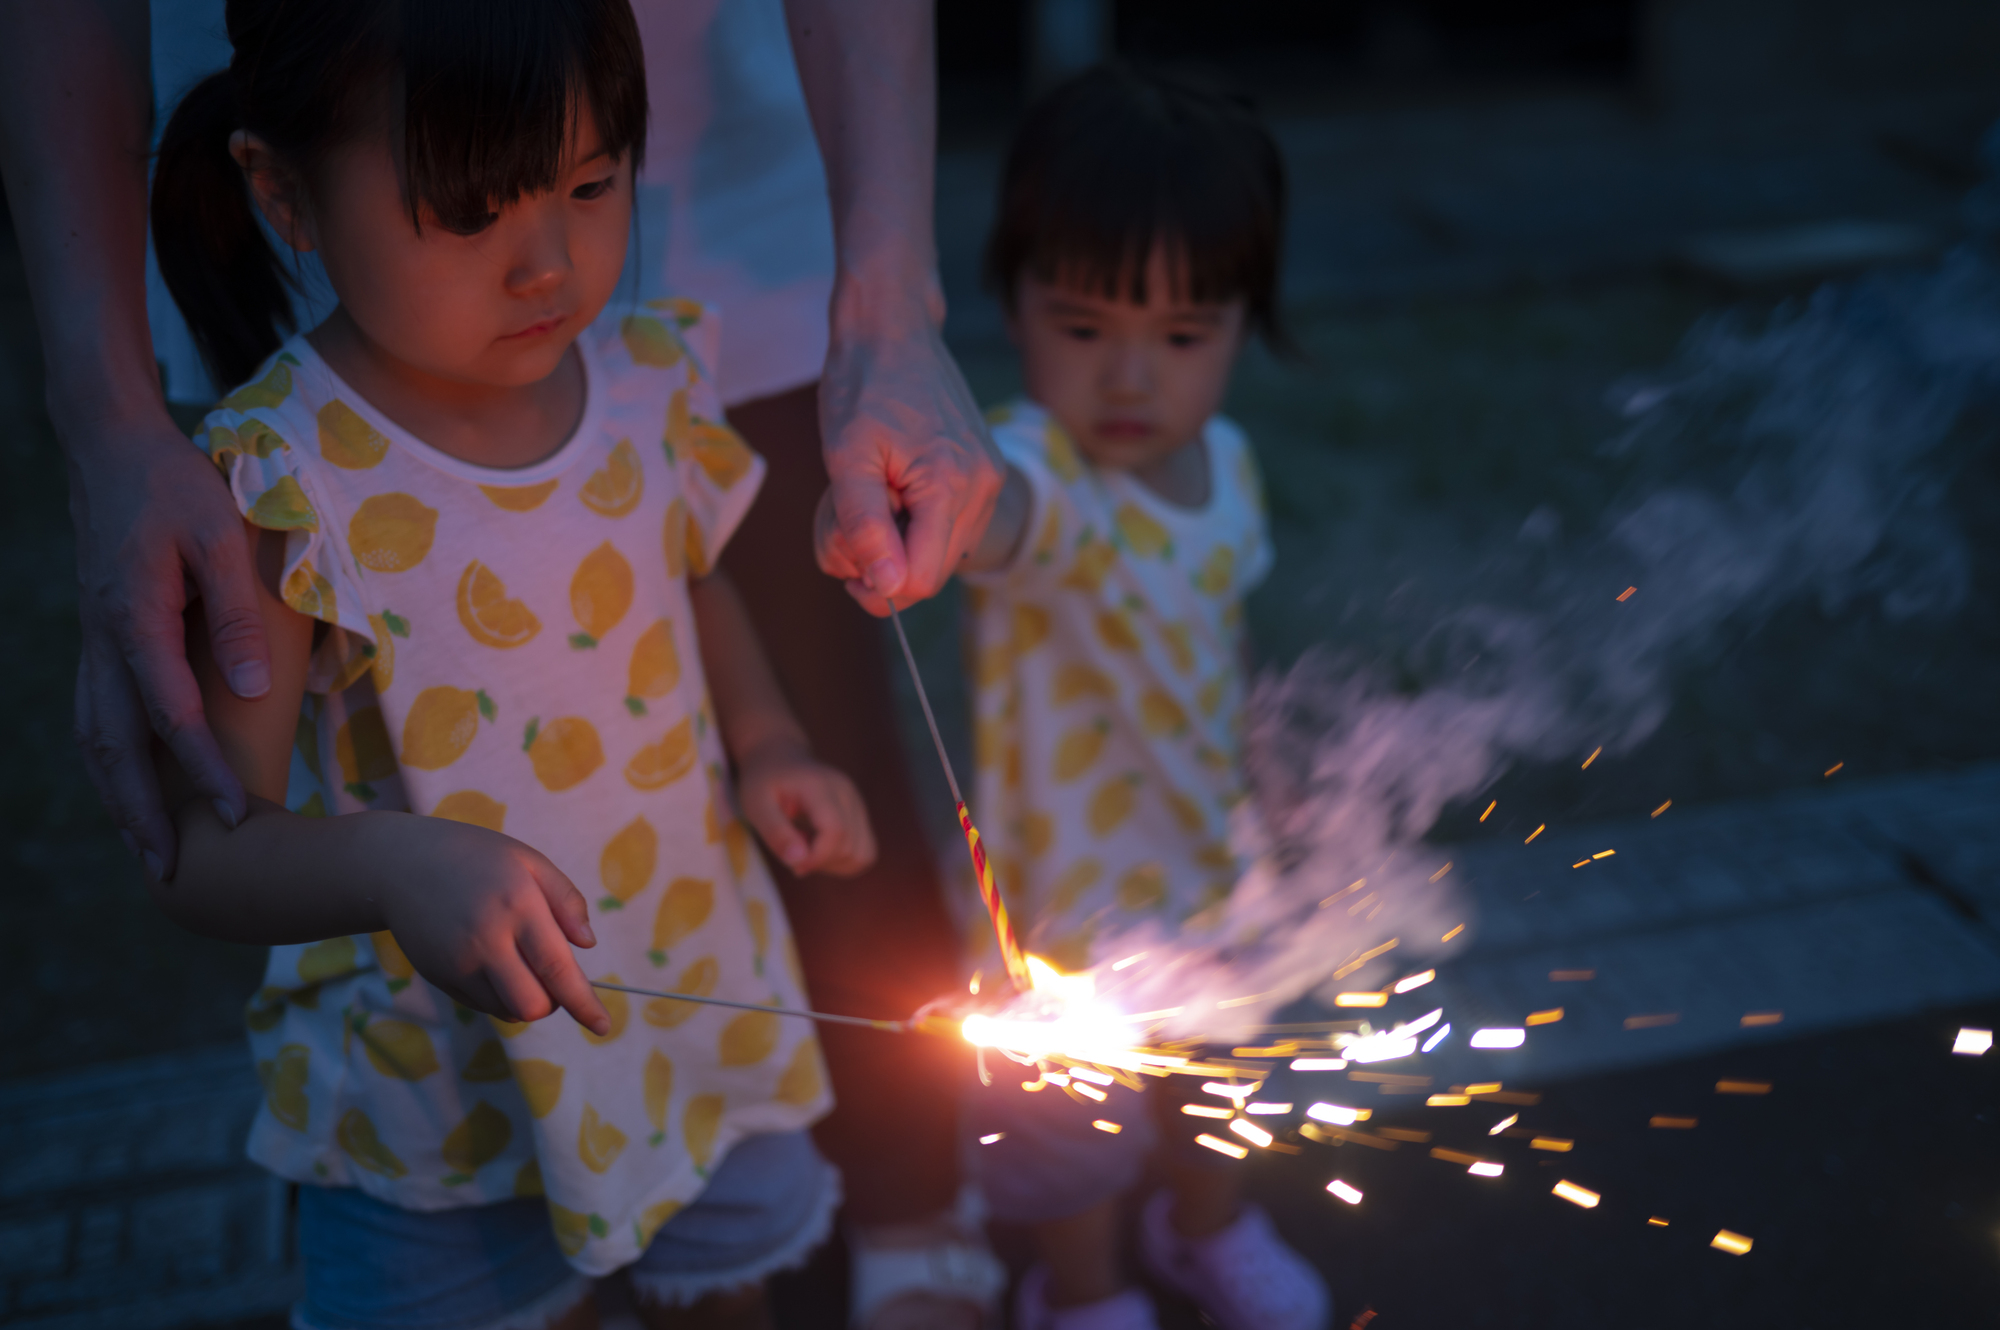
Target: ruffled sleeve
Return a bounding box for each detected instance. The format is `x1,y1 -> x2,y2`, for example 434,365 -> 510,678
198,350 -> 379,691
961,401 -> 1093,594
619,300 -> 767,578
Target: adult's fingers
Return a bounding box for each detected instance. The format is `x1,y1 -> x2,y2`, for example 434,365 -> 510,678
897,484 -> 961,605
185,520 -> 272,700
811,491 -> 864,583
518,912 -> 610,1035
73,635 -> 177,878
117,595 -> 247,836
825,470 -> 907,608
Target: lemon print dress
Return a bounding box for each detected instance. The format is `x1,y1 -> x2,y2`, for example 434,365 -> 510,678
955,400 -> 1273,976
201,302 -> 831,1276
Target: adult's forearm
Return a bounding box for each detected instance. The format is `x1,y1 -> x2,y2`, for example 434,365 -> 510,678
0,0 -> 163,426
783,0 -> 942,333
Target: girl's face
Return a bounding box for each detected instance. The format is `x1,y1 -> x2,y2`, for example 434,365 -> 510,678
1008,245 -> 1248,471
268,106 -> 631,390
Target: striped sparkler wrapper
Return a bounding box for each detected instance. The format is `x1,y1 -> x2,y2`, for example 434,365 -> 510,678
958,800 -> 1030,988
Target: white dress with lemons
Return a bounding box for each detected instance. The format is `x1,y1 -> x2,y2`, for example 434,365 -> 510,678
201,304 -> 831,1277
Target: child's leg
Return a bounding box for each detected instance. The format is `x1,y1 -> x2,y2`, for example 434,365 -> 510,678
1032,1197 -> 1124,1307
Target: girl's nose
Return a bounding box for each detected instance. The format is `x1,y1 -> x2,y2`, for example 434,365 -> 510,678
1101,340 -> 1153,400
504,207 -> 574,297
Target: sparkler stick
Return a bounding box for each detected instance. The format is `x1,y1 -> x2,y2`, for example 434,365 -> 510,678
888,604 -> 1032,990
588,979 -> 953,1034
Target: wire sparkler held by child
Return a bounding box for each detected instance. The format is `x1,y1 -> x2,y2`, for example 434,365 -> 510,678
888,603 -> 1033,991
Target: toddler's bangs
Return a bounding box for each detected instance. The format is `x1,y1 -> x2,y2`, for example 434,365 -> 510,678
398,0 -> 647,233
985,63 -> 1288,345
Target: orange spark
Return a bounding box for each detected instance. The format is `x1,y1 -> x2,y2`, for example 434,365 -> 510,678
1442,924 -> 1466,942
1553,1180 -> 1600,1208
1650,1116 -> 1697,1129
1527,1008 -> 1564,1026
1530,1137 -> 1574,1152
1711,1230 -> 1753,1255
1651,800 -> 1672,817
1525,824 -> 1545,843
1582,747 -> 1602,769
1824,762 -> 1844,777
1625,1014 -> 1680,1030
1716,1080 -> 1771,1095
1480,800 -> 1497,822
1429,862 -> 1453,882
1616,586 -> 1637,602
1091,1120 -> 1122,1134
1741,1012 -> 1783,1027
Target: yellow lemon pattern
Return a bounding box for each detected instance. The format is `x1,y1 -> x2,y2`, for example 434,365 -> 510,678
599,816 -> 657,908
350,493 -> 439,572
569,542 -> 634,647
952,399 -> 1271,980
318,400 -> 390,469
525,716 -> 604,792
210,312 -> 809,1273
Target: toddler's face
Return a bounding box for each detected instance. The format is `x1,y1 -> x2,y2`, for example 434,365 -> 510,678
1009,246 -> 1247,471
301,107 -> 631,390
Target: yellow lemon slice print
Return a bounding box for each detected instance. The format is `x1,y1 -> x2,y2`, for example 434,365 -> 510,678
334,707 -> 395,792
441,1102 -> 512,1176
580,439 -> 644,518
683,1094 -> 724,1170
1019,811 -> 1053,858
512,1059 -> 565,1118
1053,719 -> 1110,782
547,1202 -> 593,1256
625,717 -> 696,790
358,1016 -> 440,1080
649,878 -> 713,961
1052,663 -> 1117,705
643,956 -> 717,1027
1088,773 -> 1142,837
1159,622 -> 1196,675
667,389 -> 756,488
349,493 -> 439,572
297,936 -> 358,985
220,356 -> 295,412
335,1108 -> 407,1178
1117,862 -> 1167,911
283,559 -> 337,620
459,1038 -> 510,1082
1012,603 -> 1050,652
1060,540 -> 1117,593
480,479 -> 558,511
1095,611 -> 1142,653
457,562 -> 541,649
513,1159 -> 544,1197
1114,503 -> 1173,559
247,475 -> 319,530
578,1103 -> 628,1174
1193,545 -> 1234,595
1138,688 -> 1189,738
776,1038 -> 823,1106
620,314 -> 684,368
258,1044 -> 311,1130
643,1049 -> 674,1134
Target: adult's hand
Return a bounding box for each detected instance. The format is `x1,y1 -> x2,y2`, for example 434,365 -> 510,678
66,406 -> 269,879
1,0 -> 272,878
816,306 -> 1002,616
786,0 -> 1001,616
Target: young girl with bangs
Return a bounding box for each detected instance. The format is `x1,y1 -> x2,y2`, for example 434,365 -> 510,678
145,2 -> 872,1325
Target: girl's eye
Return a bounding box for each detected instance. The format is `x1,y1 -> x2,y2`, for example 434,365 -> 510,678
1167,331 -> 1206,349
1064,324 -> 1099,342
442,213 -> 499,238
572,175 -> 617,202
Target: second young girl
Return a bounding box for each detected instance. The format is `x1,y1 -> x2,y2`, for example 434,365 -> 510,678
147,1 -> 870,1325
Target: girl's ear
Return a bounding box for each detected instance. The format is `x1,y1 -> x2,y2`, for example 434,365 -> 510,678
228,131 -> 315,254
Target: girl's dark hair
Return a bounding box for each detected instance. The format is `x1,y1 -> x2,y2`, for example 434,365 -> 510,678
984,62 -> 1290,349
153,0 -> 647,390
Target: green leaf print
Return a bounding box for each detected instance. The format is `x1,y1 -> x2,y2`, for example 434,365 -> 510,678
587,1214 -> 609,1239
647,949 -> 666,967
344,782 -> 377,801
598,897 -> 624,912
522,717 -> 540,750
382,610 -> 410,637
569,633 -> 598,650
476,690 -> 496,722
625,696 -> 646,716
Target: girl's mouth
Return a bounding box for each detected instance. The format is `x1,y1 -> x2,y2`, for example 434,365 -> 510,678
502,315 -> 567,341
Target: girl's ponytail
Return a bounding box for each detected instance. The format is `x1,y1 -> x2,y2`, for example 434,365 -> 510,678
151,70 -> 294,392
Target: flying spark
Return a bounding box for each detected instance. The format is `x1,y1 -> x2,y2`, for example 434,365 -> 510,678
1525,824 -> 1545,843
1531,1137 -> 1574,1152
1421,1024 -> 1453,1053
1650,1116 -> 1697,1129
1335,992 -> 1390,1008
1550,969 -> 1595,981
979,1133 -> 1004,1144
1196,1134 -> 1248,1159
1647,1217 -> 1669,1228
1183,1105 -> 1234,1119
1616,586 -> 1637,602
1716,1080 -> 1772,1095
1651,800 -> 1672,817
1489,1114 -> 1518,1134
1953,1028 -> 1992,1056
1394,970 -> 1437,993
1824,762 -> 1844,777
1711,1230 -> 1753,1255
1741,1012 -> 1783,1028
1469,1161 -> 1505,1177
1229,1119 -> 1274,1148
1248,1102 -> 1293,1115
1203,1082 -> 1258,1100
1429,862 -> 1454,882
1308,1103 -> 1363,1126
1553,1181 -> 1600,1208
1625,1014 -> 1680,1030
1526,1008 -> 1564,1026
1582,747 -> 1602,769
1092,1120 -> 1122,1134
1470,1028 -> 1526,1049
1427,1094 -> 1471,1107
1480,801 -> 1497,822
1442,924 -> 1466,943
1291,1057 -> 1348,1071
1327,1179 -> 1363,1205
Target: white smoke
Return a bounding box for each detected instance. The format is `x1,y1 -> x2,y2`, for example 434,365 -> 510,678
1101,232 -> 2000,1040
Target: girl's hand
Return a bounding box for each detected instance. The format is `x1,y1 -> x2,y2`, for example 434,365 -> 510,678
376,815 -> 612,1034
735,740 -> 877,878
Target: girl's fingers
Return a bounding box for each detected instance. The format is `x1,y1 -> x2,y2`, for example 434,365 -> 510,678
448,972 -> 515,1023
518,915 -> 611,1036
528,855 -> 597,948
740,780 -> 811,872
